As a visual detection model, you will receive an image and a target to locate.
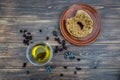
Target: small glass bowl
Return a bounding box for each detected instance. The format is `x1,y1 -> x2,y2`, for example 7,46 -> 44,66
26,42 -> 53,66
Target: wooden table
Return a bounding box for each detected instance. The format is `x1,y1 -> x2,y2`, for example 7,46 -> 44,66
0,0 -> 120,80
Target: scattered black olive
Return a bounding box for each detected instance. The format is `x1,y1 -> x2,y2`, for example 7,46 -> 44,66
20,29 -> 33,46
25,35 -> 32,40
23,30 -> 27,33
23,62 -> 27,68
93,66 -> 97,69
58,41 -> 61,44
58,47 -> 63,52
63,46 -> 67,50
26,71 -> 30,75
62,40 -> 66,45
77,58 -> 81,61
23,34 -> 26,38
54,37 -> 63,44
55,46 -> 58,49
75,67 -> 81,70
60,73 -> 64,77
57,38 -> 60,42
74,71 -> 77,75
54,46 -> 63,52
29,36 -> 32,40
25,36 -> 30,40
23,39 -> 29,45
54,37 -> 59,41
23,39 -> 26,43
53,49 -> 58,53
27,32 -> 31,35
52,31 -> 57,36
63,66 -> 67,69
39,29 -> 42,32
20,30 -> 23,33
46,36 -> 49,40
26,41 -> 29,45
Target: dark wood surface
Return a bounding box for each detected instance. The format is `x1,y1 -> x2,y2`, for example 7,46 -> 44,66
0,0 -> 120,80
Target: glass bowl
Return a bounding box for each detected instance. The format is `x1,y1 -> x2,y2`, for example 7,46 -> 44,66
26,42 -> 53,66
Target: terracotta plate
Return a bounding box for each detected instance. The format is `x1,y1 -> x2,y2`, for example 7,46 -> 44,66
59,4 -> 101,46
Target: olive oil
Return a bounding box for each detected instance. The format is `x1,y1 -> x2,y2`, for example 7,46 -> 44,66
31,43 -> 50,63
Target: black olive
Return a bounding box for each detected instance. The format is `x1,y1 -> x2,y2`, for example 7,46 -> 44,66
23,62 -> 27,67
77,58 -> 81,61
25,36 -> 30,40
58,47 -> 63,52
62,40 -> 66,45
55,46 -> 58,49
74,71 -> 77,75
93,66 -> 97,69
23,34 -> 26,38
52,31 -> 57,36
54,37 -> 59,41
23,39 -> 28,44
58,40 -> 61,44
39,29 -> 42,32
75,67 -> 81,70
46,36 -> 49,40
53,49 -> 58,53
23,30 -> 27,33
27,32 -> 31,35
28,36 -> 32,40
63,46 -> 67,50
26,41 -> 29,45
20,30 -> 23,33
63,66 -> 67,69
60,73 -> 63,77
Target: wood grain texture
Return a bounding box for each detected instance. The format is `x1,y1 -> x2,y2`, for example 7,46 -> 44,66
0,0 -> 120,80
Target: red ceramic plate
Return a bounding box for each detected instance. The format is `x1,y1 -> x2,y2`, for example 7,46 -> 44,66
59,4 -> 101,46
